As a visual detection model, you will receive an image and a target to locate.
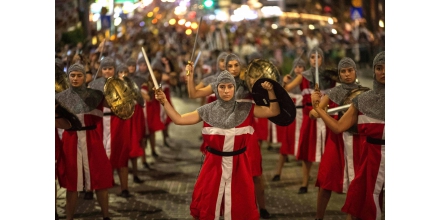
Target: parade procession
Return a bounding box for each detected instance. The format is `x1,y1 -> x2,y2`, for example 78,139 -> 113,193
55,0 -> 385,219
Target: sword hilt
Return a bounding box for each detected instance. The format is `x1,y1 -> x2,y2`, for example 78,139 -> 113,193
186,61 -> 193,76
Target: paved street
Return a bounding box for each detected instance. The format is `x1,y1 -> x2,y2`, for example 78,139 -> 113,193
56,70 -> 384,220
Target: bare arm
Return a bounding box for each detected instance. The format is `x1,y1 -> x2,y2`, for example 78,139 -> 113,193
311,91 -> 358,134
254,81 -> 280,118
284,74 -> 302,92
186,64 -> 213,98
309,94 -> 329,119
155,89 -> 202,125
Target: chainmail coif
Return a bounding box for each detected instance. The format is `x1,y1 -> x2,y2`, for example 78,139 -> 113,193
56,63 -> 104,114
302,47 -> 333,90
328,57 -> 362,104
197,71 -> 252,129
352,51 -> 385,121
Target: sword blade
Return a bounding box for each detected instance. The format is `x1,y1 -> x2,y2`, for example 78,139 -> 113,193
189,16 -> 203,62
141,47 -> 159,90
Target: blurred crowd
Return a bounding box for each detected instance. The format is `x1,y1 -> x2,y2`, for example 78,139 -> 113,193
55,17 -> 384,97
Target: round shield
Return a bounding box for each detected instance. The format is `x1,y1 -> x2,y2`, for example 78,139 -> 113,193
55,100 -> 82,130
245,59 -> 281,92
104,77 -> 135,120
123,76 -> 144,106
55,65 -> 69,93
251,78 -> 296,126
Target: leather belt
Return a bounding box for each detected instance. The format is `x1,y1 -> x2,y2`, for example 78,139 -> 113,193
366,136 -> 385,145
67,125 -> 97,131
206,146 -> 247,156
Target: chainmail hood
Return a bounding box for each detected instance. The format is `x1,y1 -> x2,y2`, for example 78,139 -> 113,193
198,71 -> 252,129
126,58 -> 136,66
68,63 -> 86,75
100,57 -> 116,69
225,53 -> 243,69
116,64 -> 129,75
56,83 -> 104,114
217,52 -> 229,71
302,47 -> 332,89
292,58 -> 306,69
88,77 -> 107,92
352,51 -> 385,121
337,57 -> 357,83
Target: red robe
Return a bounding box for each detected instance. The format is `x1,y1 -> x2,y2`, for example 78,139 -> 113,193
341,113 -> 385,220
57,101 -> 113,191
102,107 -> 131,169
296,77 -> 334,162
142,84 -> 165,133
276,93 -> 303,156
315,101 -> 345,193
190,105 -> 259,220
129,104 -> 146,158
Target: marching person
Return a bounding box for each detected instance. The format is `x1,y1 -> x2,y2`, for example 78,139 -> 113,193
117,63 -> 146,183
296,47 -> 337,194
186,53 -> 272,218
125,57 -> 151,170
155,70 -> 280,220
311,51 -> 385,220
89,57 -> 132,198
56,63 -> 113,220
309,57 -> 369,219
272,57 -> 305,181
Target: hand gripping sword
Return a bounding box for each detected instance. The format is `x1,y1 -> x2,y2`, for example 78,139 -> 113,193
186,16 -> 203,76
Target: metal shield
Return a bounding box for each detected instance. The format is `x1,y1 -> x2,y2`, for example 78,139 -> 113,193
251,78 -> 296,126
245,59 -> 281,92
103,77 -> 135,119
55,100 -> 82,130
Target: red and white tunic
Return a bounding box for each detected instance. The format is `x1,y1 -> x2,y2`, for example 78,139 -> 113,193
57,101 -> 113,191
129,103 -> 146,158
315,101 -> 345,193
275,92 -> 303,157
341,113 -> 385,220
190,105 -> 259,220
102,106 -> 131,169
142,84 -> 165,134
296,78 -> 333,162
342,131 -> 365,192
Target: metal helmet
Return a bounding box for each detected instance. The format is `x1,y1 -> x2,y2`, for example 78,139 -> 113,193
103,77 -> 136,119
245,59 -> 281,92
55,65 -> 69,93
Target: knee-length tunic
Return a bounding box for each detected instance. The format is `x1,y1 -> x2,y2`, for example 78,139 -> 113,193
296,77 -> 334,162
277,93 -> 303,156
57,101 -> 113,191
102,106 -> 131,169
129,103 -> 146,158
341,113 -> 385,220
190,105 -> 259,220
315,101 -> 345,193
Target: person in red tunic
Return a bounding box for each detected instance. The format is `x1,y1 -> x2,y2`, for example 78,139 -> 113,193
141,68 -> 166,158
186,54 -> 272,218
272,57 -> 305,181
296,47 -> 336,194
89,57 -> 132,198
155,70 -> 280,220
56,63 -> 113,220
309,57 -> 370,219
118,63 -> 145,183
311,51 -> 385,220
